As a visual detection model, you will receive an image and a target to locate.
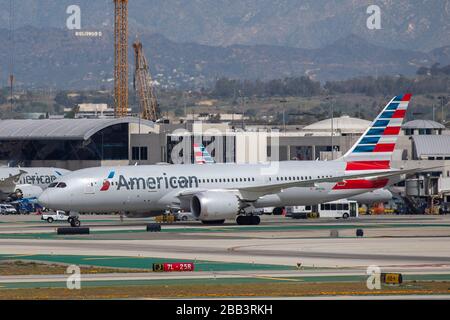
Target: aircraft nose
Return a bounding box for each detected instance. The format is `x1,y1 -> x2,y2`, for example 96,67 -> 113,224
38,191 -> 51,208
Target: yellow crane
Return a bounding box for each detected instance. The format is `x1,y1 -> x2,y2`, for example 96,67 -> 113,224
114,0 -> 129,118
133,41 -> 160,121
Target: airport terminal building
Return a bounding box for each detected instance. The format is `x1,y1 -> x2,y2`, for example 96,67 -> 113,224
0,118 -> 154,170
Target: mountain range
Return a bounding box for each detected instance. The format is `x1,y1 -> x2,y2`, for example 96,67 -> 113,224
0,0 -> 449,51
0,0 -> 449,89
0,26 -> 449,90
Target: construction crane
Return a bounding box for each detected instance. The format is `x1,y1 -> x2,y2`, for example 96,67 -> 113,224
133,41 -> 160,121
8,0 -> 15,113
114,0 -> 129,118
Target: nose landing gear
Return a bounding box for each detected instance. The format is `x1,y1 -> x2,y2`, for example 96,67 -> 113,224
68,216 -> 81,227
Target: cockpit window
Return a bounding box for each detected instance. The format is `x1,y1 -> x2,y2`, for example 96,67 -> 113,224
48,183 -> 58,188
57,182 -> 67,188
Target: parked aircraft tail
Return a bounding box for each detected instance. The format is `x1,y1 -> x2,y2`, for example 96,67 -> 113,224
339,93 -> 412,171
193,143 -> 215,164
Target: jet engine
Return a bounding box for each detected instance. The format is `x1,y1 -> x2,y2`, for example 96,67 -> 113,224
190,191 -> 240,222
11,184 -> 43,201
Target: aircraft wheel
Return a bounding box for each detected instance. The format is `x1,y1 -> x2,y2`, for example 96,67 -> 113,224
70,218 -> 81,227
236,216 -> 248,225
252,216 -> 261,225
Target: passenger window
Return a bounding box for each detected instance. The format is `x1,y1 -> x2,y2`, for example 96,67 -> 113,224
330,204 -> 337,210
344,204 -> 349,210
324,204 -> 331,210
337,204 -> 343,210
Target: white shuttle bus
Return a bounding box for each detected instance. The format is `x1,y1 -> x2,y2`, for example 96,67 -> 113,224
287,199 -> 359,219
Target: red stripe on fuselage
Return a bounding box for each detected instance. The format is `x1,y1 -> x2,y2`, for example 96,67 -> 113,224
383,127 -> 401,135
345,161 -> 390,171
332,179 -> 389,190
373,143 -> 395,152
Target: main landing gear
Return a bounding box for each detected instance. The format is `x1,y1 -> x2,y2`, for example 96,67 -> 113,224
236,215 -> 261,225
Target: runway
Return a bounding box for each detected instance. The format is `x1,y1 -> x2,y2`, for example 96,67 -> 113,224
1,214 -> 450,298
1,236 -> 450,268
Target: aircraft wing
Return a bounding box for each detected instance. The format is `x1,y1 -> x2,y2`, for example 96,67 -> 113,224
176,166 -> 440,202
0,170 -> 27,193
237,166 -> 439,201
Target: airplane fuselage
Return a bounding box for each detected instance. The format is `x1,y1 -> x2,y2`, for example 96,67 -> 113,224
38,161 -> 394,214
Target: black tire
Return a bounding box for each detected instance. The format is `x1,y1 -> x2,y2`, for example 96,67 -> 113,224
237,216 -> 249,225
47,217 -> 54,223
181,216 -> 188,221
201,220 -> 225,225
343,213 -> 349,219
252,216 -> 261,225
272,207 -> 284,215
70,219 -> 81,227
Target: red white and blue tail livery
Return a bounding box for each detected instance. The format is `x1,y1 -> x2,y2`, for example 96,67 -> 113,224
340,93 -> 411,171
194,143 -> 215,164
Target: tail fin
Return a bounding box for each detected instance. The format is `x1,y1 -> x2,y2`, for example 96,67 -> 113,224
340,93 -> 412,171
193,143 -> 215,164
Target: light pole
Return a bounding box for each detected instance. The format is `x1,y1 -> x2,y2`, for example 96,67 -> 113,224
437,96 -> 448,124
280,99 -> 287,133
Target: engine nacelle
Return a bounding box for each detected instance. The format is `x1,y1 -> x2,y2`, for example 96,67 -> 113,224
190,191 -> 240,221
11,184 -> 43,200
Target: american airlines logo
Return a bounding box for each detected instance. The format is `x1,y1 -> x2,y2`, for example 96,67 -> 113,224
116,173 -> 199,191
100,171 -> 115,191
18,174 -> 59,185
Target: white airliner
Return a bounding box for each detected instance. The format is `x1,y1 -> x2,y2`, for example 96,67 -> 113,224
39,94 -> 423,225
0,167 -> 71,201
